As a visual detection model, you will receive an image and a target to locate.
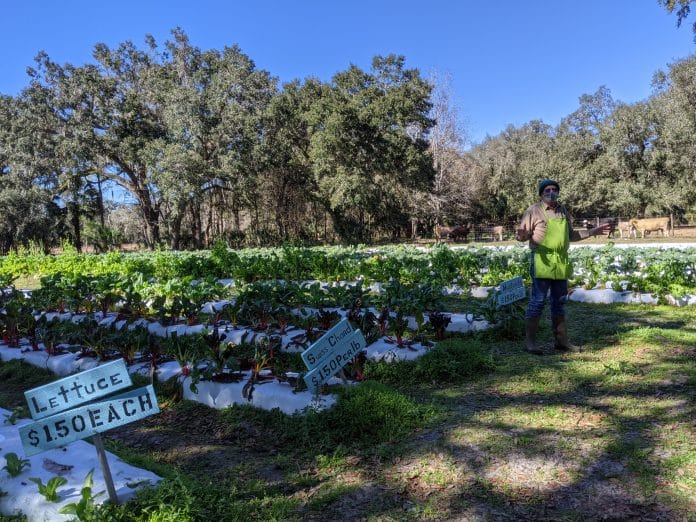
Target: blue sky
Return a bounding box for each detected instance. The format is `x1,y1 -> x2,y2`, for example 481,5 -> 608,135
2,1 -> 694,145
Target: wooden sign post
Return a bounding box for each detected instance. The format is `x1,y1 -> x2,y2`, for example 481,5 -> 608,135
19,359 -> 160,504
301,319 -> 366,391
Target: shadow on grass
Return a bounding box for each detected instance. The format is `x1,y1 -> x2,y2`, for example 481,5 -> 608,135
109,301 -> 695,521
1,301 -> 693,521
362,301 -> 696,521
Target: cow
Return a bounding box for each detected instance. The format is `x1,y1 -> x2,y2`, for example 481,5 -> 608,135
630,217 -> 671,238
486,225 -> 505,241
616,221 -> 636,239
434,224 -> 470,242
583,217 -> 619,237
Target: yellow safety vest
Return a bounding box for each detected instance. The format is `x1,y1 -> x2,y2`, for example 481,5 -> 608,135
533,205 -> 572,280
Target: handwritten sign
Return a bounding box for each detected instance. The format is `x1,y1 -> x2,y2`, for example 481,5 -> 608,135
303,330 -> 366,390
19,385 -> 159,457
496,277 -> 526,308
498,276 -> 524,293
301,318 -> 354,370
24,359 -> 132,420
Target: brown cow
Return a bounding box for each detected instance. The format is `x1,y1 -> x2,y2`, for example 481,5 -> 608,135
434,224 -> 470,242
489,225 -> 504,241
616,220 -> 636,239
473,225 -> 504,241
630,217 -> 670,238
583,217 -> 619,237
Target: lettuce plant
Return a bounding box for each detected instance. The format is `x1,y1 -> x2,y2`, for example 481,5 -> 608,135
59,469 -> 103,520
29,476 -> 68,502
3,452 -> 31,477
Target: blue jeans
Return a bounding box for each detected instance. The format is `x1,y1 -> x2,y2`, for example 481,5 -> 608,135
527,277 -> 568,318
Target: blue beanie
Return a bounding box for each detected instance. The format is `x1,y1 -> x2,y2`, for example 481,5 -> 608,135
538,179 -> 560,195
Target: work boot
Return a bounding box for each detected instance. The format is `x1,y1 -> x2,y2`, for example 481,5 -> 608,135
525,316 -> 544,355
552,316 -> 580,352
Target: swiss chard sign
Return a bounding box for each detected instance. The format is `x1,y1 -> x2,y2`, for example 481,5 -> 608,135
301,319 -> 366,390
496,276 -> 526,308
301,318 -> 354,370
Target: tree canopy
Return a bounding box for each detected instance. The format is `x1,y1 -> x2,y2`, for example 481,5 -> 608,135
0,28 -> 694,252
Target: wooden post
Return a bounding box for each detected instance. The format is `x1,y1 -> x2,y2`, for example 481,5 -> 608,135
92,433 -> 119,505
670,212 -> 673,237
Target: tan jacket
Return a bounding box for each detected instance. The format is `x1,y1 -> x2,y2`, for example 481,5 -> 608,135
517,201 -> 590,249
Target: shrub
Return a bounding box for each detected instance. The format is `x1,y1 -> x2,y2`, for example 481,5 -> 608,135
297,381 -> 441,450
412,338 -> 495,382
364,338 -> 495,385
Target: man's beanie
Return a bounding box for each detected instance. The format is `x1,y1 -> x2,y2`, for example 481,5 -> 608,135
538,179 -> 560,195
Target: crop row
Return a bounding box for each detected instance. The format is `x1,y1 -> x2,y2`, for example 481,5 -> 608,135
0,274 -> 499,401
2,244 -> 694,299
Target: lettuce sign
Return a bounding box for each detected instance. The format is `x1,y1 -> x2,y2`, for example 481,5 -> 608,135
20,359 -> 159,457
301,318 -> 366,390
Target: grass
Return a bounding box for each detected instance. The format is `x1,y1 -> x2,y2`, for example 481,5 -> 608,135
0,301 -> 694,520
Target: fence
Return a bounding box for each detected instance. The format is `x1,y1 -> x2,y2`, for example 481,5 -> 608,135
433,216 -> 696,243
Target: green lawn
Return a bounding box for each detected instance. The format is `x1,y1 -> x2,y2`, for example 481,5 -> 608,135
1,301 -> 694,521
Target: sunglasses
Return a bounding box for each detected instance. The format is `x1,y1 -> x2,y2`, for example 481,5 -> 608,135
543,187 -> 559,194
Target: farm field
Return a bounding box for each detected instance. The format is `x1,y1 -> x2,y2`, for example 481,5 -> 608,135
0,243 -> 695,521
0,301 -> 694,521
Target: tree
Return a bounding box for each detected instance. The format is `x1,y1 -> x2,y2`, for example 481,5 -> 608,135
554,87 -> 617,216
467,121 -> 558,219
0,95 -> 65,252
150,29 -> 276,248
27,41 -> 168,247
651,54 -> 696,216
256,79 -> 324,242
425,70 -> 477,231
307,55 -> 435,242
26,29 -> 276,249
658,0 -> 696,42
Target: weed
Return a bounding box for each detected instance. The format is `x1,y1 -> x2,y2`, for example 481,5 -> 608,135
364,338 -> 495,385
603,361 -> 643,376
3,406 -> 26,425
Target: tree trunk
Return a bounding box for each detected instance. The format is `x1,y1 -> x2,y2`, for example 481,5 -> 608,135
69,201 -> 82,253
139,202 -> 160,248
191,202 -> 203,249
95,175 -> 106,228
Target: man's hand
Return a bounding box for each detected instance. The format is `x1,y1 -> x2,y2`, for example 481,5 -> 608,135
516,226 -> 529,241
591,223 -> 612,236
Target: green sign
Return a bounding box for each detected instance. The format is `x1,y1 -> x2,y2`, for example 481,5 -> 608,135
19,385 -> 159,457
301,318 -> 354,370
498,276 -> 523,292
303,330 -> 366,390
496,277 -> 526,308
25,359 -> 132,420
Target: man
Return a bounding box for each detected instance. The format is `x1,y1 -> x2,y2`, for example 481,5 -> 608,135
516,179 -> 610,355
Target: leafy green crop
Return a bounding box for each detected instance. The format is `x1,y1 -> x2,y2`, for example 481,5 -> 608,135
29,475 -> 68,502
59,469 -> 103,520
3,452 -> 31,477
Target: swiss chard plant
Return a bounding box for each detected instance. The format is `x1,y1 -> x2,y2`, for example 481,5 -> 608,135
427,311 -> 452,341
242,337 -> 275,401
161,330 -> 205,378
